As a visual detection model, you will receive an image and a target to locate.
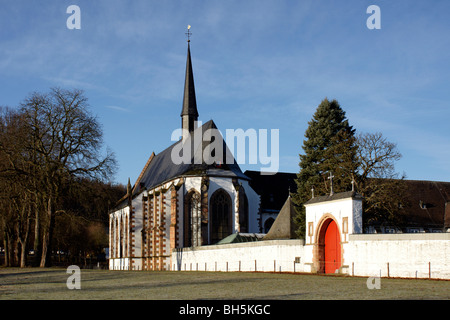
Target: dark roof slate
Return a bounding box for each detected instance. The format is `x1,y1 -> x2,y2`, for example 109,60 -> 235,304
397,180 -> 450,229
130,120 -> 248,197
304,190 -> 363,205
180,43 -> 198,118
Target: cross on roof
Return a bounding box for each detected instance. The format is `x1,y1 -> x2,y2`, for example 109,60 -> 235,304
328,172 -> 335,196
185,25 -> 192,42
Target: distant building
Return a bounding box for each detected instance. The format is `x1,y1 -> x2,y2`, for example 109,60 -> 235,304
257,177 -> 450,238
244,170 -> 296,233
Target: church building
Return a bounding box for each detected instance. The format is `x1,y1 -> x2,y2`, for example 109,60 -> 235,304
109,38 -> 260,270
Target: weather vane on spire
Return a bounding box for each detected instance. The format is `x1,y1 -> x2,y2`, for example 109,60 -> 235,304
186,25 -> 192,42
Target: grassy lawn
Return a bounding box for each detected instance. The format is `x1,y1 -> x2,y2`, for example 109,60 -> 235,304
0,267 -> 449,300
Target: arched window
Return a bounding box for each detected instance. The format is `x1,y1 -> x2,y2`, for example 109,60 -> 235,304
184,190 -> 201,247
264,217 -> 275,233
117,216 -> 122,258
239,188 -> 249,233
210,189 -> 232,244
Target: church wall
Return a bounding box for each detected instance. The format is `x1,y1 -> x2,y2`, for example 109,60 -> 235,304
208,177 -> 237,236
162,187 -> 172,269
239,179 -> 261,233
176,182 -> 185,247
143,184 -> 175,271
130,195 -> 143,270
184,176 -> 202,193
207,176 -> 260,234
208,177 -> 235,203
109,205 -> 131,270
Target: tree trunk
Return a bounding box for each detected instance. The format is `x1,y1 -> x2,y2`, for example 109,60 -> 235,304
19,240 -> 27,268
19,210 -> 31,268
33,197 -> 42,267
40,195 -> 56,267
3,237 -> 9,267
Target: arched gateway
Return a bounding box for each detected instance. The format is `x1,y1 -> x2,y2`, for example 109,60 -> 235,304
315,217 -> 342,274
321,219 -> 342,273
304,190 -> 363,275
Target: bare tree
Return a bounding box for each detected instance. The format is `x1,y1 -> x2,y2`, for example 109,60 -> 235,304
356,132 -> 402,181
19,88 -> 117,266
0,107 -> 37,266
355,132 -> 407,228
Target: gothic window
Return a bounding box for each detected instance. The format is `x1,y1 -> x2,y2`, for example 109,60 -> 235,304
264,218 -> 275,233
184,190 -> 201,247
239,188 -> 249,233
120,215 -> 125,258
210,189 -> 232,244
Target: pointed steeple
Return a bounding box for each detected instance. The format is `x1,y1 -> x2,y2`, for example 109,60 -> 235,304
127,177 -> 132,195
127,177 -> 132,206
181,27 -> 199,134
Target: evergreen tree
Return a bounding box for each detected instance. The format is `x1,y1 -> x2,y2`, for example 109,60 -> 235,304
292,98 -> 358,238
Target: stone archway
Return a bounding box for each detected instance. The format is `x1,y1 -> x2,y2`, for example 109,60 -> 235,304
315,217 -> 342,274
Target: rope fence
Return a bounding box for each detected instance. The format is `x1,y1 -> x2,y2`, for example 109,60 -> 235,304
171,258 -> 448,279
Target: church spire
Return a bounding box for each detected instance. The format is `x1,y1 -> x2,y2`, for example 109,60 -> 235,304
181,26 -> 199,134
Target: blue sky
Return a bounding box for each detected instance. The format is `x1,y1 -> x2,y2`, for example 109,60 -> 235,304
1,0 -> 449,185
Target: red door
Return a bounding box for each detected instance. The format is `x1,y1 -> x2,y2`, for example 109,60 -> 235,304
324,220 -> 341,274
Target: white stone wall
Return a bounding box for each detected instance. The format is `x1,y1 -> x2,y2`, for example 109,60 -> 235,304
171,240 -> 305,273
170,234 -> 450,279
347,233 -> 450,279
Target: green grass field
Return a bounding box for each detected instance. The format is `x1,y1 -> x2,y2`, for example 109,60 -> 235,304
0,267 -> 448,300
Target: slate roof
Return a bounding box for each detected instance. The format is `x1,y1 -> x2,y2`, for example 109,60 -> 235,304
180,43 -> 198,118
263,196 -> 298,240
304,190 -> 363,205
216,232 -> 265,244
111,120 -> 249,212
395,179 -> 450,229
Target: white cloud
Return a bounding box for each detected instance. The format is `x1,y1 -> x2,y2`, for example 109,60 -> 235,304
105,105 -> 131,113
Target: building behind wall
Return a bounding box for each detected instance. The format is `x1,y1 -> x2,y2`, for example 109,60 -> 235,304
255,176 -> 450,236
244,170 -> 297,233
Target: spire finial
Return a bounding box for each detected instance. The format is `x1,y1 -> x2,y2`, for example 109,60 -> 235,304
185,25 -> 192,42
127,177 -> 132,195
